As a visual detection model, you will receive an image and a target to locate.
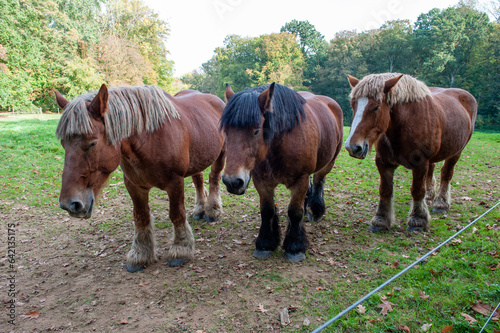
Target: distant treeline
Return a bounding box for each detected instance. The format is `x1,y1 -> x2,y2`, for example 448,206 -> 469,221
182,3 -> 499,127
0,0 -> 173,112
1,0 -> 498,127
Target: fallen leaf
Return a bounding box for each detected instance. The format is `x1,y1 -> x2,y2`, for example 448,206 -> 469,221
22,310 -> 40,319
257,303 -> 269,313
418,291 -> 430,300
470,301 -> 500,320
390,261 -> 400,269
441,324 -> 454,332
356,304 -> 366,314
451,238 -> 462,244
138,281 -> 145,287
400,324 -> 411,333
120,319 -> 129,324
421,323 -> 432,332
280,307 -> 290,326
461,313 -> 476,323
377,300 -> 395,316
303,318 -> 311,326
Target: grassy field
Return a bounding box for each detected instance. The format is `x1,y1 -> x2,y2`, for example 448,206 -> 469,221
0,114 -> 499,332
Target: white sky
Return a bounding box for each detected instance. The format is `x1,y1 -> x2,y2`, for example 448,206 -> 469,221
144,0 -> 460,76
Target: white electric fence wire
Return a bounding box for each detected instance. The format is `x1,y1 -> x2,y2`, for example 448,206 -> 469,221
478,301 -> 500,333
312,201 -> 500,333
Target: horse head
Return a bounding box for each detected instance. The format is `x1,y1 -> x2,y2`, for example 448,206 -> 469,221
220,83 -> 275,195
344,74 -> 403,159
55,84 -> 121,218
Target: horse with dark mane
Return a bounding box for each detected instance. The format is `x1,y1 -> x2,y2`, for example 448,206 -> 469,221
221,83 -> 343,262
55,84 -> 225,272
345,73 -> 477,232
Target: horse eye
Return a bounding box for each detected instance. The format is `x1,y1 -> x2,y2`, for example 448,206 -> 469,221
253,130 -> 261,136
374,106 -> 380,112
88,141 -> 98,149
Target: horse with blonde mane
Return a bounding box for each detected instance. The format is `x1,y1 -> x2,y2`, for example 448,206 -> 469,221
345,73 -> 477,232
55,84 -> 225,272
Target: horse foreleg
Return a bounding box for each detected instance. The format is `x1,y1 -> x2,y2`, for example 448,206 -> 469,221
205,149 -> 225,222
166,177 -> 195,267
191,172 -> 208,220
408,165 -> 431,232
124,177 -> 156,273
433,153 -> 460,214
283,175 -> 309,262
370,156 -> 397,232
253,180 -> 280,259
425,162 -> 436,204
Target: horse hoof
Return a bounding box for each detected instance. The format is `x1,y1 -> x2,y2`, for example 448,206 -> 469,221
407,226 -> 426,232
253,249 -> 273,259
126,263 -> 145,273
204,215 -> 216,222
285,252 -> 306,263
168,258 -> 189,267
369,225 -> 389,233
193,214 -> 205,220
432,207 -> 447,214
306,211 -> 322,222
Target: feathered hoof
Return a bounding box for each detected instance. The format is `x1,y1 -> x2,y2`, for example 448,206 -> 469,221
406,225 -> 426,232
432,207 -> 448,214
193,213 -> 205,220
168,258 -> 189,267
204,215 -> 217,222
369,225 -> 390,233
253,249 -> 273,259
285,252 -> 306,263
126,263 -> 145,273
306,211 -> 323,222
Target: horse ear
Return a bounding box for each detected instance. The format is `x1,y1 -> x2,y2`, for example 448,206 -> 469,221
54,90 -> 69,109
347,75 -> 360,88
383,74 -> 404,94
224,83 -> 235,102
258,82 -> 275,114
89,84 -> 109,119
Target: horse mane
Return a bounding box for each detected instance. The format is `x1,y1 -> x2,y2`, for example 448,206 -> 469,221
219,84 -> 306,144
350,73 -> 432,106
56,85 -> 179,144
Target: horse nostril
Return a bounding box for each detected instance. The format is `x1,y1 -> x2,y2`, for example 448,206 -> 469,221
61,199 -> 84,214
234,178 -> 244,189
353,144 -> 363,155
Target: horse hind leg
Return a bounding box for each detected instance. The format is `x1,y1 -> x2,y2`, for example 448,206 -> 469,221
425,162 -> 436,205
305,168 -> 330,222
124,178 -> 157,273
191,172 -> 208,220
433,153 -> 461,214
204,149 -> 225,222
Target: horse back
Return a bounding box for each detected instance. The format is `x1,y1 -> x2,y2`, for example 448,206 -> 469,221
430,87 -> 477,136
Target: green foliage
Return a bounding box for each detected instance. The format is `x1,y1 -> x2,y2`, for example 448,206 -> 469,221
182,33 -> 306,98
0,0 -> 174,112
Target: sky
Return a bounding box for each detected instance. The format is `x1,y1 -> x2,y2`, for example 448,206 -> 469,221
144,0 -> 461,77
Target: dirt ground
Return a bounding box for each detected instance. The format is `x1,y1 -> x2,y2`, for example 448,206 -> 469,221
0,174 -> 497,332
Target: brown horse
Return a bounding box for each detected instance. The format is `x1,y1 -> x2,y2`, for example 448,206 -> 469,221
55,84 -> 225,272
345,73 -> 477,232
221,83 -> 343,262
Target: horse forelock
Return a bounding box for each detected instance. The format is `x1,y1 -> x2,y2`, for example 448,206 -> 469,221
220,84 -> 306,143
56,85 -> 179,144
350,73 -> 432,106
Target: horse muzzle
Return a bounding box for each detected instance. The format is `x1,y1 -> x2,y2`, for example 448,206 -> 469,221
59,196 -> 94,219
345,141 -> 369,159
222,174 -> 250,195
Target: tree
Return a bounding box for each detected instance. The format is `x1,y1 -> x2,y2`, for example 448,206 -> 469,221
281,20 -> 328,87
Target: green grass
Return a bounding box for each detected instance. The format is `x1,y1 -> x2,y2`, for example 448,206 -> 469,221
1,115 -> 499,332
